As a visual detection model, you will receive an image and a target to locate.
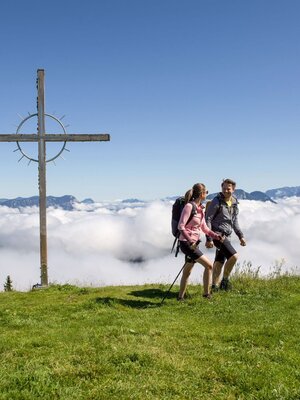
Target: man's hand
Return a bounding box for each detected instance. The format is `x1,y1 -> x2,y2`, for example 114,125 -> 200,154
240,237 -> 246,246
218,234 -> 226,243
205,241 -> 214,249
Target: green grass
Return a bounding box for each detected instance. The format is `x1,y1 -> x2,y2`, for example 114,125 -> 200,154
0,275 -> 300,399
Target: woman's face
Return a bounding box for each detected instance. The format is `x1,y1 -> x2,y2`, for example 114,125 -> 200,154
200,188 -> 208,200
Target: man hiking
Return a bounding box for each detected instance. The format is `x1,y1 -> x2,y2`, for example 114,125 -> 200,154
205,178 -> 246,291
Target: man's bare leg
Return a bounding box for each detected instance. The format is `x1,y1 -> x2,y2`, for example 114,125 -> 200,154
223,253 -> 238,278
220,254 -> 238,290
212,261 -> 224,287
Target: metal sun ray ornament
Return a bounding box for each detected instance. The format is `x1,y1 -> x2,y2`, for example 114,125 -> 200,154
0,69 -> 110,287
14,112 -> 69,165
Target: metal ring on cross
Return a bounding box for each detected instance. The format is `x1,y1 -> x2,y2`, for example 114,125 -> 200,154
16,113 -> 67,163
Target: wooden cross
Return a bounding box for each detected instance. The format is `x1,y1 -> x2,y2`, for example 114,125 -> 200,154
0,69 -> 110,286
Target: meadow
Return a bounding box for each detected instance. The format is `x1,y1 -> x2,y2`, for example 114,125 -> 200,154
0,271 -> 299,399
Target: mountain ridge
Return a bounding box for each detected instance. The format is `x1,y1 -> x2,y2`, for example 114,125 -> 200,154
0,186 -> 299,210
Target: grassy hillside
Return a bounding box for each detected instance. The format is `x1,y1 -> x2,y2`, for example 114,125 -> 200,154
0,275 -> 299,400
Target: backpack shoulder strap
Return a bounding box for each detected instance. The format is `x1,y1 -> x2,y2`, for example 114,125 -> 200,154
206,196 -> 222,218
187,201 -> 197,223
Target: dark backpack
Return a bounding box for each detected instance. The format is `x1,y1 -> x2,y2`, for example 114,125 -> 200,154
171,197 -> 197,256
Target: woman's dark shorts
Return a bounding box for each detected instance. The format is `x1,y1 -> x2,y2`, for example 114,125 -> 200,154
213,237 -> 237,263
179,241 -> 203,263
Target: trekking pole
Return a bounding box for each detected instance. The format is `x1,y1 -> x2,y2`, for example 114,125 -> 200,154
171,236 -> 178,253
160,262 -> 186,305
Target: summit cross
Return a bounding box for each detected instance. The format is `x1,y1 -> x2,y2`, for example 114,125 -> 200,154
0,69 -> 110,286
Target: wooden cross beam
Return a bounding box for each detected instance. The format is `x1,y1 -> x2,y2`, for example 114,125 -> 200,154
0,69 -> 110,287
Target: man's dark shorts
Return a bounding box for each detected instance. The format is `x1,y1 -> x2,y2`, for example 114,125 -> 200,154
213,237 -> 237,264
179,241 -> 203,263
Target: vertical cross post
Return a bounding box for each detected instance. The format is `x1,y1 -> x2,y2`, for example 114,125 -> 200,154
37,69 -> 48,286
0,69 -> 110,287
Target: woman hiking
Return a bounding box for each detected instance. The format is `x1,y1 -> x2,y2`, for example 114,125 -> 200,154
177,183 -> 223,300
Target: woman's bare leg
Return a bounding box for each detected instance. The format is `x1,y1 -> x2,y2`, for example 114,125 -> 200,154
196,255 -> 213,296
178,262 -> 194,299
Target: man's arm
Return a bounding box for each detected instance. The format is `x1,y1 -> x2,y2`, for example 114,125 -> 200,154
232,206 -> 246,246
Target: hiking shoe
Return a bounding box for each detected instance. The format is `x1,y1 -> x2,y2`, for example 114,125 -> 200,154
202,293 -> 212,300
211,284 -> 219,292
220,278 -> 231,291
177,295 -> 185,301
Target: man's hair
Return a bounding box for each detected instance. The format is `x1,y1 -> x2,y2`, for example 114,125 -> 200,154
222,178 -> 236,189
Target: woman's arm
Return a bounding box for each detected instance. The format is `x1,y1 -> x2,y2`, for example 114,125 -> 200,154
200,215 -> 221,241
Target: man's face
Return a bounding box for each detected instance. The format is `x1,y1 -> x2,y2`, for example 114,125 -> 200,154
222,183 -> 234,199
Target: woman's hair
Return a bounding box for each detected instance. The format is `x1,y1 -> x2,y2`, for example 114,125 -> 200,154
184,183 -> 206,203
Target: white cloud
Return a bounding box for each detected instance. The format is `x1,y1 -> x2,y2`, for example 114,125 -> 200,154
0,198 -> 299,291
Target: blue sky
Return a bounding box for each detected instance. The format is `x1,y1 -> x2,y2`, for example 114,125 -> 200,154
0,0 -> 299,201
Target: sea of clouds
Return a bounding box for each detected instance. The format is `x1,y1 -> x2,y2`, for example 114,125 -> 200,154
0,197 -> 299,291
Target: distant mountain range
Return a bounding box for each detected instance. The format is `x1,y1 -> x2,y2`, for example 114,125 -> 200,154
207,189 -> 277,203
0,195 -> 78,211
169,186 -> 300,205
265,187 -> 300,199
0,186 -> 299,211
